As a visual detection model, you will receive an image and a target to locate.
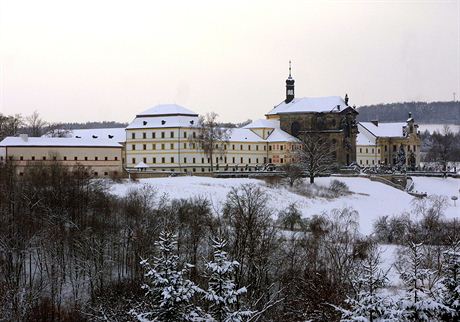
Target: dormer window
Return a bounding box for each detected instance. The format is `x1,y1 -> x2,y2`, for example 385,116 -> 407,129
143,121 -> 147,126
161,120 -> 166,125
190,120 -> 194,125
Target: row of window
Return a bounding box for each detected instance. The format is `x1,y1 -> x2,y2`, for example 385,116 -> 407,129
17,170 -> 118,177
131,143 -> 292,151
390,144 -> 417,152
359,148 -> 380,154
132,156 -> 272,165
140,166 -> 272,173
359,145 -> 418,154
2,155 -> 119,161
132,131 -> 197,140
359,159 -> 378,165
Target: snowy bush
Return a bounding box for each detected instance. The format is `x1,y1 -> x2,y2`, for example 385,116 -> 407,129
329,179 -> 350,197
277,203 -> 304,231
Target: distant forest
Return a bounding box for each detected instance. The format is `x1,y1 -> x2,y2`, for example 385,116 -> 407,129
356,101 -> 460,124
58,121 -> 128,129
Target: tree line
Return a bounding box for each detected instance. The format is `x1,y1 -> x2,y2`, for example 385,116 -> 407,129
0,112 -> 127,140
357,101 -> 460,125
1,162 -> 459,321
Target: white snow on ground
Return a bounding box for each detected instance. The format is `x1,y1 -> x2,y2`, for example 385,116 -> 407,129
379,244 -> 404,292
110,175 -> 459,289
109,175 -> 460,235
110,176 -> 310,216
411,176 -> 460,219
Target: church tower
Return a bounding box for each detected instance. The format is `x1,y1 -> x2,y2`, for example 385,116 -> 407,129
285,60 -> 295,103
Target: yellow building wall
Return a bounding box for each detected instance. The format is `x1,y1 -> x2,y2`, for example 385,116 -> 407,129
125,127 -> 298,172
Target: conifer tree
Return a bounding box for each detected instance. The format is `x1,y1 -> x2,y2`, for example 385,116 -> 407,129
397,242 -> 451,321
204,238 -> 253,322
131,231 -> 204,322
336,245 -> 397,322
442,240 -> 460,321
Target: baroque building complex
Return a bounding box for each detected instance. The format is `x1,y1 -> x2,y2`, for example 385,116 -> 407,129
123,66 -> 358,173
0,65 -> 421,176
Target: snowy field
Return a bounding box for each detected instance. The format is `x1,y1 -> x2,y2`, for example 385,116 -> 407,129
110,175 -> 459,236
110,175 -> 458,290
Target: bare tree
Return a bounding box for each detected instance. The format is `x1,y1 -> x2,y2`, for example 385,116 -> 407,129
25,111 -> 48,137
0,114 -> 23,140
43,124 -> 71,137
189,112 -> 229,172
293,133 -> 334,184
280,163 -> 304,187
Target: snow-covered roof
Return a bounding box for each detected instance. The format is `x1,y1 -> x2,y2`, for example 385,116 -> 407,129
127,115 -> 199,130
228,128 -> 298,143
359,122 -> 406,138
0,136 -> 122,147
66,128 -> 126,142
356,131 -> 376,146
267,129 -> 299,142
137,104 -> 198,117
266,96 -> 348,115
134,161 -> 148,168
243,119 -> 280,129
128,104 -> 200,130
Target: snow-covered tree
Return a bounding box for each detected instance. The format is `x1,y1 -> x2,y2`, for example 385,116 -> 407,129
442,240 -> 460,320
397,242 -> 451,321
335,245 -> 397,322
204,238 -> 253,322
395,145 -> 406,171
130,231 -> 204,322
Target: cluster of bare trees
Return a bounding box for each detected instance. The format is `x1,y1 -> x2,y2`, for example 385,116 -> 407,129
374,195 -> 460,245
0,111 -> 70,140
0,163 -> 377,321
424,125 -> 460,172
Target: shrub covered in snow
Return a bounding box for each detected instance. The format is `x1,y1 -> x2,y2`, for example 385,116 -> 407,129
329,179 -> 351,197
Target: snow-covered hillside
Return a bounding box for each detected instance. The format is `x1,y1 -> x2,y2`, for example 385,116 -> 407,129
110,176 -> 459,235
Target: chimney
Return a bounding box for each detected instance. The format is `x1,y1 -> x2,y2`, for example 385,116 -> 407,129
371,120 -> 379,126
20,134 -> 28,142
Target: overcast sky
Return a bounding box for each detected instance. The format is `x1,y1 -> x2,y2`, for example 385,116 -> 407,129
0,0 -> 459,123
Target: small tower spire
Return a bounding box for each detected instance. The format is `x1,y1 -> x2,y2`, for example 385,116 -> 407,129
285,60 -> 295,103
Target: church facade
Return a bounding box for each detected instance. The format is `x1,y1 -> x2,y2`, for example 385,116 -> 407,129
265,64 -> 359,166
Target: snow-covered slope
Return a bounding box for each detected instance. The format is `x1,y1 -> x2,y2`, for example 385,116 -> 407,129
411,176 -> 459,219
109,176 -> 460,235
